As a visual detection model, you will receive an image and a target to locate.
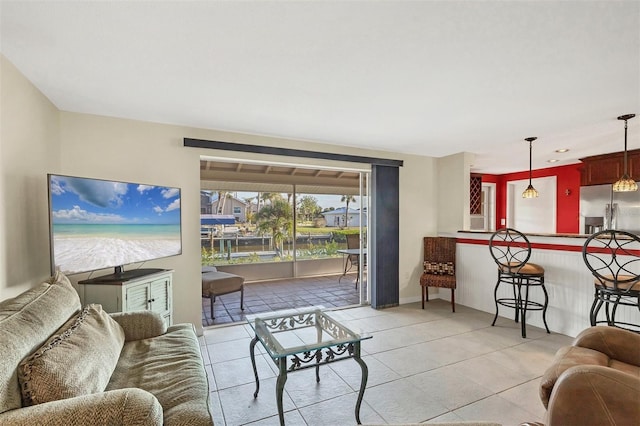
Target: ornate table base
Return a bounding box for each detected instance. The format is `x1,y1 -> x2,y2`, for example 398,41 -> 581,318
248,309 -> 370,425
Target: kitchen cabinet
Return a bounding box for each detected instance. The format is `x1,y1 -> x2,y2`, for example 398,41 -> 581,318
78,269 -> 173,327
579,149 -> 640,186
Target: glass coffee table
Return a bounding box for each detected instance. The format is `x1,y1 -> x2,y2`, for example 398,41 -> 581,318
247,307 -> 372,425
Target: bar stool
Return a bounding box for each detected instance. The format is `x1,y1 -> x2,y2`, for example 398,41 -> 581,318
489,228 -> 550,338
582,229 -> 640,332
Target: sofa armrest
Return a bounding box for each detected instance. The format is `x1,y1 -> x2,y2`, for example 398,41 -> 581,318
539,345 -> 609,408
0,388 -> 162,425
110,311 -> 167,341
546,365 -> 640,426
573,326 -> 640,366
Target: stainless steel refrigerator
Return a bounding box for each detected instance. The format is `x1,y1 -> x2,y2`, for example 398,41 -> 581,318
579,183 -> 640,235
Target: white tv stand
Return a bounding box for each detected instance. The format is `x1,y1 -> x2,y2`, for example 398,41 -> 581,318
78,268 -> 173,327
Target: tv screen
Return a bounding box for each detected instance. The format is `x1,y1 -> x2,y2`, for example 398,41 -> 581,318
48,174 -> 182,275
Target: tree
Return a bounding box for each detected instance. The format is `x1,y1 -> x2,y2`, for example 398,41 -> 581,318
216,191 -> 227,213
297,195 -> 321,222
243,197 -> 256,224
259,192 -> 283,206
255,199 -> 293,257
340,195 -> 356,228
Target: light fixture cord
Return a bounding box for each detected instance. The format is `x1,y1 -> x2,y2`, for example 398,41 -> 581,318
529,140 -> 533,184
623,118 -> 629,175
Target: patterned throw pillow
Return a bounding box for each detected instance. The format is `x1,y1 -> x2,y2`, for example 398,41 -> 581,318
423,261 -> 455,275
18,304 -> 124,406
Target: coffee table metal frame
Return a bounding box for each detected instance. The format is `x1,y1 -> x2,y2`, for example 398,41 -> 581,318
247,308 -> 371,425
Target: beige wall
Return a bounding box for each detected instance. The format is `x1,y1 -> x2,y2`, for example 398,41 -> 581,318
437,152 -> 474,233
0,55 -> 61,299
398,154 -> 439,303
1,54 -> 473,333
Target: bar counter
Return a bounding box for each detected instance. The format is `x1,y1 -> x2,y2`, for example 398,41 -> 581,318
440,231 -> 640,338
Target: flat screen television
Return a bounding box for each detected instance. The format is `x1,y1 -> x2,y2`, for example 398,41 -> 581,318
48,174 -> 182,278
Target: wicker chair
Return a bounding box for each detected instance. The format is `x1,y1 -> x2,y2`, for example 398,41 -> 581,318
420,237 -> 457,312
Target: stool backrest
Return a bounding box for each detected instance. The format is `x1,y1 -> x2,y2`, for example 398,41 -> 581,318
582,230 -> 640,292
489,228 -> 532,272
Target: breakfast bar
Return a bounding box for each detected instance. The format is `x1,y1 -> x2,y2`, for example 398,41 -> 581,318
444,231 -> 640,338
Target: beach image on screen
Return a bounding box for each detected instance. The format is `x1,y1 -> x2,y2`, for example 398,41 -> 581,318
49,175 -> 182,274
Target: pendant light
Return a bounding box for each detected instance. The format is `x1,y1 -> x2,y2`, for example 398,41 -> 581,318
522,137 -> 539,198
612,114 -> 638,192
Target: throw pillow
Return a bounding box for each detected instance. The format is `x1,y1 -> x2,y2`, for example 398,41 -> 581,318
18,304 -> 125,406
423,261 -> 455,275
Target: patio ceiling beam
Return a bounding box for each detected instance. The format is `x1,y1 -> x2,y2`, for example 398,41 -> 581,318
200,168 -> 360,188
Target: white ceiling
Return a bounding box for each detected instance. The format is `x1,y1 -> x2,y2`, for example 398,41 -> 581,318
1,1 -> 639,174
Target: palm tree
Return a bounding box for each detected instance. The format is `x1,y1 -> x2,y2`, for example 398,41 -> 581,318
243,196 -> 256,224
255,199 -> 293,257
259,192 -> 283,206
216,191 -> 227,213
340,195 -> 356,228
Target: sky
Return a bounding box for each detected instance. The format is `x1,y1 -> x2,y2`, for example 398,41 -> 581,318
49,175 -> 181,225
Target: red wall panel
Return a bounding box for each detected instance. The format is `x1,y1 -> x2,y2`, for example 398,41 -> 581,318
481,164 -> 582,233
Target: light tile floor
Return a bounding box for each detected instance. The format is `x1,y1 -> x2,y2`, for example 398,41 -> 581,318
200,299 -> 572,425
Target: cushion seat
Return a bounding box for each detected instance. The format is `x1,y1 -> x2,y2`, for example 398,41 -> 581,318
201,267 -> 244,320
202,271 -> 244,296
106,324 -> 211,426
499,262 -> 544,276
595,274 -> 640,291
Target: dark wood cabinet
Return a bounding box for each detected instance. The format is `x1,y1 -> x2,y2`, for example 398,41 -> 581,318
579,149 -> 640,186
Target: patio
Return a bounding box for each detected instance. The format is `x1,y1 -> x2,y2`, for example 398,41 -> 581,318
202,273 -> 362,327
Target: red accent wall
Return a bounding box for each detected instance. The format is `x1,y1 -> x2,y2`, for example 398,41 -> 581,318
481,164 -> 582,233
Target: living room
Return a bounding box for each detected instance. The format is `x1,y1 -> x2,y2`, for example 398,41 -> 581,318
1,1 -> 639,425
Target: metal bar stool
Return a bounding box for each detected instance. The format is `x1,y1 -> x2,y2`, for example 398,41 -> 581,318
582,229 -> 640,332
489,228 -> 550,338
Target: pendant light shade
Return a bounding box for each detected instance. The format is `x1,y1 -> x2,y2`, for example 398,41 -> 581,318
522,137 -> 539,198
612,114 -> 638,192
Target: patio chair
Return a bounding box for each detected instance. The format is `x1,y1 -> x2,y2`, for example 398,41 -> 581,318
346,233 -> 366,289
201,266 -> 244,320
420,236 -> 457,312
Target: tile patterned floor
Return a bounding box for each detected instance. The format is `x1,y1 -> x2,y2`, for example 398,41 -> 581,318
200,299 -> 573,425
202,274 -> 362,327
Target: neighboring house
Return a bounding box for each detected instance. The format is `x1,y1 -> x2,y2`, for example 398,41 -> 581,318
210,195 -> 249,222
322,207 -> 366,227
200,192 -> 213,214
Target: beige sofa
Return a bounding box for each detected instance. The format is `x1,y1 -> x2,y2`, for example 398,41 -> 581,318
0,273 -> 213,425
